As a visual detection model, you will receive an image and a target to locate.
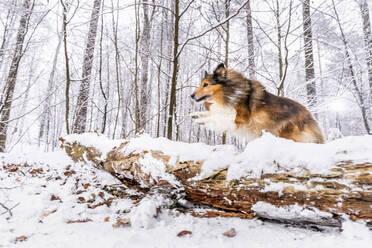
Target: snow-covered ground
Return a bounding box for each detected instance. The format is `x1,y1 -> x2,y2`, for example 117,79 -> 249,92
1,135 -> 372,247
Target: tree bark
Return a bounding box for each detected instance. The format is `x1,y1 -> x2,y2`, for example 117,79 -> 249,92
0,0 -> 32,152
72,0 -> 101,134
302,0 -> 317,109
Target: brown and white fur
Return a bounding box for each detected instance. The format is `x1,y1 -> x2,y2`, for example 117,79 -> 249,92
190,64 -> 324,144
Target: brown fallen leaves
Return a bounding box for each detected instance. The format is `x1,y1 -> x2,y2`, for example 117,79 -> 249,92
88,198 -> 113,209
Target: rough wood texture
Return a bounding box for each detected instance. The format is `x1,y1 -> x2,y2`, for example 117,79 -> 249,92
60,138 -> 372,229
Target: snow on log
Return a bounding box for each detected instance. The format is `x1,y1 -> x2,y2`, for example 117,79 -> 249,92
60,133 -> 372,229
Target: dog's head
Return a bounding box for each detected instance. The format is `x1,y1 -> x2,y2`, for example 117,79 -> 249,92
190,63 -> 227,103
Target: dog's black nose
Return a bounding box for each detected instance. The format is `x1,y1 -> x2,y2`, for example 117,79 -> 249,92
190,93 -> 195,99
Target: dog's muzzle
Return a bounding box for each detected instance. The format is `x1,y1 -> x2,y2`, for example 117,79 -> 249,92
190,94 -> 209,102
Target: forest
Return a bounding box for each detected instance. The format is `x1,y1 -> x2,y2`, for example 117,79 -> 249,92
0,0 -> 371,151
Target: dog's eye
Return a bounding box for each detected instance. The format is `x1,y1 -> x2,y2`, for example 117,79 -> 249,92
203,83 -> 208,87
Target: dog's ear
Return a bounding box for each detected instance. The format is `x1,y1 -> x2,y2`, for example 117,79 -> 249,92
213,63 -> 226,78
204,71 -> 208,78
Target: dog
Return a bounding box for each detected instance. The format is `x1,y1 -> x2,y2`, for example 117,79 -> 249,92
190,63 -> 324,144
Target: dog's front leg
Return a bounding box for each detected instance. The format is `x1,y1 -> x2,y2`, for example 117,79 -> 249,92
190,111 -> 212,126
190,111 -> 226,132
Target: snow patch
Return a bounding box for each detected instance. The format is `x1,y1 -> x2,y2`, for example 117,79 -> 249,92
139,153 -> 180,187
226,132 -> 372,180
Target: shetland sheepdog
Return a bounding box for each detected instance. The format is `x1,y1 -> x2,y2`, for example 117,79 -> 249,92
190,63 -> 324,144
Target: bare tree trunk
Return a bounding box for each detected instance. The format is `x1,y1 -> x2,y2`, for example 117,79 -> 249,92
72,0 -> 101,134
245,1 -> 255,79
98,0 -> 107,134
222,0 -> 230,145
0,0 -> 17,73
359,0 -> 372,94
39,30 -> 63,145
302,0 -> 317,109
167,0 -> 180,140
139,0 -> 154,132
156,8 -> 165,137
111,0 -> 121,139
134,0 -> 141,134
60,0 -> 72,135
0,0 -> 32,152
275,0 -> 283,96
332,0 -> 370,134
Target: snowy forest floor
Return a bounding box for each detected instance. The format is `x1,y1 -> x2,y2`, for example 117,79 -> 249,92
1,142 -> 372,248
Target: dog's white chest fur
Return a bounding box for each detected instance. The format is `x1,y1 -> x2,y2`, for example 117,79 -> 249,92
207,103 -> 237,132
191,103 -> 260,141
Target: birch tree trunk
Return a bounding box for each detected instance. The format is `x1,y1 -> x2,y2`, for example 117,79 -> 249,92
0,0 -> 32,152
302,0 -> 317,109
72,0 -> 101,134
359,0 -> 372,94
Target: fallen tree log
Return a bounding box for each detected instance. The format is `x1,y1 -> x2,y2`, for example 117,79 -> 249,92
60,133 -> 372,230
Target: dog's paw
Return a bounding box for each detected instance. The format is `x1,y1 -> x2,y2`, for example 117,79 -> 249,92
190,111 -> 208,119
194,117 -> 207,125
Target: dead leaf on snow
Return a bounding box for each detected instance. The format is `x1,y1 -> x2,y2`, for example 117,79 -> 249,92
14,235 -> 27,243
223,228 -> 236,238
66,218 -> 92,224
112,218 -> 131,228
29,168 -> 43,174
83,183 -> 91,189
43,209 -> 57,217
50,194 -> 61,201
